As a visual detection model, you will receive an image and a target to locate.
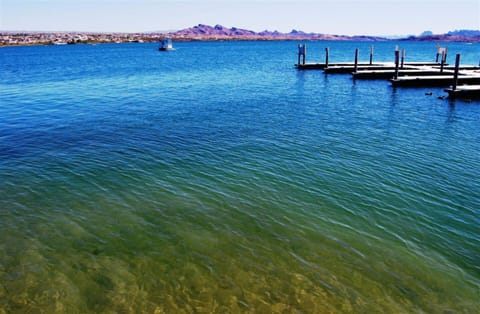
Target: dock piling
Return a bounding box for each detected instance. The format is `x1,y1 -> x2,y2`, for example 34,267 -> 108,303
354,48 -> 359,73
369,45 -> 374,65
325,47 -> 330,67
297,45 -> 301,65
401,49 -> 406,69
440,50 -> 446,73
435,44 -> 443,63
394,50 -> 400,79
452,54 -> 461,91
298,44 -> 306,65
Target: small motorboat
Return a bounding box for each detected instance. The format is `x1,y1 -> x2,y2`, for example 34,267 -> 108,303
158,38 -> 174,51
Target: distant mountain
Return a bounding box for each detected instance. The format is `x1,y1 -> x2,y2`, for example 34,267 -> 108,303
405,29 -> 480,42
169,24 -> 386,41
174,24 -> 256,38
167,24 -> 480,42
447,30 -> 480,37
420,31 -> 434,37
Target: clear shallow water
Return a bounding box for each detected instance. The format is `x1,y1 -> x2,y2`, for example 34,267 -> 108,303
0,41 -> 479,313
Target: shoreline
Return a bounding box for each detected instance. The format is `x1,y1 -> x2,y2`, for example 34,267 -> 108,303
1,37 -> 479,48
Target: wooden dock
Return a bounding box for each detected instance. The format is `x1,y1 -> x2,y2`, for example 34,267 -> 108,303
324,64 -> 397,74
445,85 -> 480,99
295,44 -> 480,100
296,62 -> 384,70
353,69 -> 454,80
295,62 -> 445,71
353,65 -> 480,80
390,75 -> 480,87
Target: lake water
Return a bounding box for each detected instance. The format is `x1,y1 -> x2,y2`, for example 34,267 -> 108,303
0,41 -> 479,313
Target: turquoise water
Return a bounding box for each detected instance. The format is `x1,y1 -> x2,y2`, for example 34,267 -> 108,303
1,41 -> 479,313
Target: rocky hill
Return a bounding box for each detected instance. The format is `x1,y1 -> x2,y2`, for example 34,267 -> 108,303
401,29 -> 480,42
168,24 -> 480,42
447,30 -> 480,37
169,24 -> 385,41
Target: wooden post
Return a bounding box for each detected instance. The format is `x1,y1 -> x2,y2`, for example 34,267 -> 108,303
452,53 -> 461,91
394,49 -> 400,80
297,44 -> 301,65
440,50 -> 445,73
369,45 -> 374,65
303,45 -> 306,64
325,47 -> 329,67
401,49 -> 405,68
354,48 -> 359,73
297,44 -> 306,65
302,44 -> 306,64
435,43 -> 440,63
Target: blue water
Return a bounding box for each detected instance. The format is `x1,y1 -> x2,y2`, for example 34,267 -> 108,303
1,41 -> 479,313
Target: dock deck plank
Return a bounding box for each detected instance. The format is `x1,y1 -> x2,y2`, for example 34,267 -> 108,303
391,75 -> 480,87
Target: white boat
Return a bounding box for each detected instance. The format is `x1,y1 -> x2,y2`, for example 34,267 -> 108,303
158,38 -> 174,51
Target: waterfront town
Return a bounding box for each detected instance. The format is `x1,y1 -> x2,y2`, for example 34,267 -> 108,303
0,32 -> 164,46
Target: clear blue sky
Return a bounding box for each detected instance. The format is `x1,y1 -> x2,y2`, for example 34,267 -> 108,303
1,0 -> 479,35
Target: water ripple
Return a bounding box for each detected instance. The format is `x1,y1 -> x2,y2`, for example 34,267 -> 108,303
1,41 -> 479,313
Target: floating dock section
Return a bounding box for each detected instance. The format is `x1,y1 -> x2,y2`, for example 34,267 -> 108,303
295,44 -> 480,100
445,85 -> 480,99
444,54 -> 480,99
353,69 -> 452,80
390,75 -> 480,87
